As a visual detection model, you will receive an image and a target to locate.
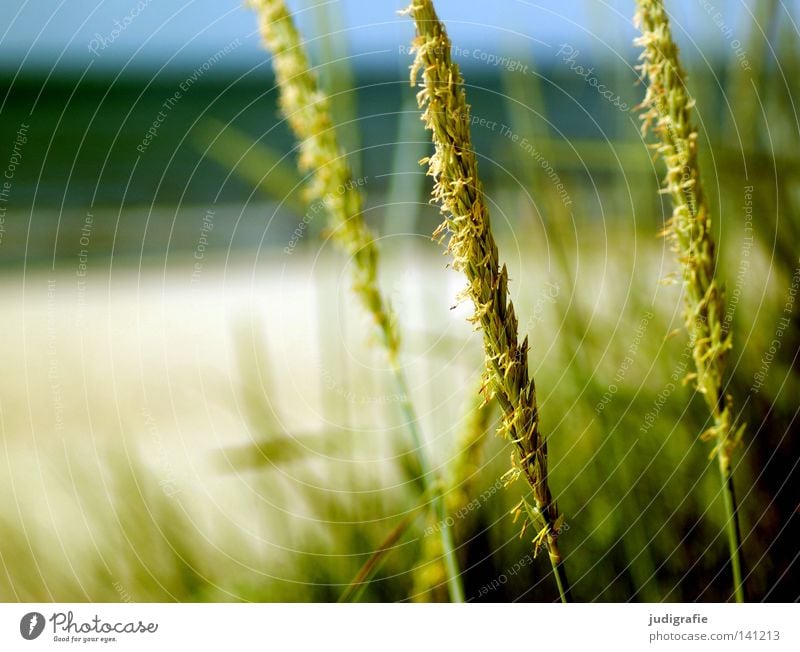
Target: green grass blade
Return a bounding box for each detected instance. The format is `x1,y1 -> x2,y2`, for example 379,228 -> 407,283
191,117 -> 304,214
338,495 -> 429,603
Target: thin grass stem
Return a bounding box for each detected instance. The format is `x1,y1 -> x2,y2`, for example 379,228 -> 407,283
391,365 -> 465,603
719,456 -> 746,602
549,550 -> 571,604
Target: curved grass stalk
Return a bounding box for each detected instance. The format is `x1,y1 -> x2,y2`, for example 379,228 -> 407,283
404,0 -> 571,603
339,489 -> 431,603
247,0 -> 464,603
634,0 -> 746,602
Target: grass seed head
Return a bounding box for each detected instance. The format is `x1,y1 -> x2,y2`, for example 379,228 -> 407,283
404,0 -> 563,548
634,0 -> 741,465
249,0 -> 400,360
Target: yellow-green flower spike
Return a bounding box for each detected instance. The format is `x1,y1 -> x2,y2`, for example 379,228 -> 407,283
404,0 -> 570,602
249,0 -> 399,360
634,0 -> 746,602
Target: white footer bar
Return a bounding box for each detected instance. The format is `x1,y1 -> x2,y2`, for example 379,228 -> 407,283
1,603 -> 796,651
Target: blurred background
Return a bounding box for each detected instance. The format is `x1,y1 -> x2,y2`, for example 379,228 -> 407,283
0,0 -> 797,602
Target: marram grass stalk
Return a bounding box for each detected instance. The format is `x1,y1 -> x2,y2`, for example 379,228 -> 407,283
634,0 -> 746,602
404,0 -> 571,602
248,0 -> 464,602
247,0 -> 398,358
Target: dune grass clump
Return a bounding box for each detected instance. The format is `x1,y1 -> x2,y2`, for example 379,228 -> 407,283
634,0 -> 746,602
404,0 -> 571,602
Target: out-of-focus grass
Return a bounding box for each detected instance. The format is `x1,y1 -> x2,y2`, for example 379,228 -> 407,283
0,210 -> 794,601
1,0 -> 797,603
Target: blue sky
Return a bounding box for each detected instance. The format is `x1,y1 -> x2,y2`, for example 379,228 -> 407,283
0,0 -> 784,75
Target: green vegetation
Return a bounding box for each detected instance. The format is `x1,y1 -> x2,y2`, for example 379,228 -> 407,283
0,0 -> 797,602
